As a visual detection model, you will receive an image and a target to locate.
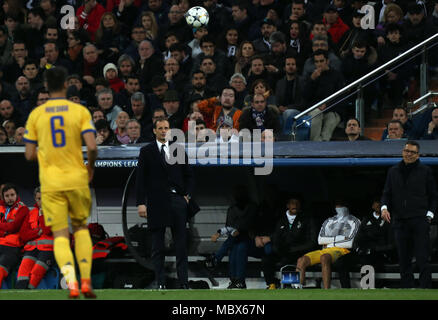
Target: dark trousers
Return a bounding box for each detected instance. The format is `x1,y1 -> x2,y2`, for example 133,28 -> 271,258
392,217 -> 431,288
334,252 -> 389,288
151,193 -> 188,287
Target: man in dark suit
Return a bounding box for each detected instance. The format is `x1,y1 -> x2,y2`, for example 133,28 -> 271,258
381,140 -> 438,288
135,119 -> 195,289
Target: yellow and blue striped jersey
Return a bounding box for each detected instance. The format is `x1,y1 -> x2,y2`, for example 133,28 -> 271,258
23,98 -> 96,192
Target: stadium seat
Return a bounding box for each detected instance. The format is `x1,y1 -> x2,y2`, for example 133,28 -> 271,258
293,116 -> 311,141
36,266 -> 60,289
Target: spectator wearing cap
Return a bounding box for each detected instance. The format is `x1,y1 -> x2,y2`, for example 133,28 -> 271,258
188,26 -> 209,59
216,115 -> 240,143
66,85 -> 81,104
95,119 -> 119,145
162,90 -> 184,129
323,4 -> 350,44
252,19 -> 277,54
197,86 -> 242,130
103,62 -> 125,93
229,73 -> 248,110
402,3 -> 437,47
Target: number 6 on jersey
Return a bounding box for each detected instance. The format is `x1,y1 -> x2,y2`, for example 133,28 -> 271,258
50,115 -> 66,147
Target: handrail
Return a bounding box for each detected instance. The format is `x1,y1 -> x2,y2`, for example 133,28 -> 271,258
410,91 -> 438,116
293,32 -> 438,122
413,91 -> 438,105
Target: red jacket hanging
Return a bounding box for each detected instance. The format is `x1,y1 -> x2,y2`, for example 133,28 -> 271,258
0,198 -> 29,247
19,203 -> 54,252
92,237 -> 127,260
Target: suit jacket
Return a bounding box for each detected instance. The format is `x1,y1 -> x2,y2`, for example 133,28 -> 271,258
135,141 -> 195,228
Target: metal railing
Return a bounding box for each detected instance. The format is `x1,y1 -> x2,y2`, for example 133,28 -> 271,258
293,32 -> 438,138
408,91 -> 438,116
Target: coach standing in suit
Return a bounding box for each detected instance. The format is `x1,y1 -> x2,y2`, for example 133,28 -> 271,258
136,118 -> 195,289
381,140 -> 438,288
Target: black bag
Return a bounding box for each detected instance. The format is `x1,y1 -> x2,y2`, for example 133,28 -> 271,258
189,280 -> 210,289
126,223 -> 152,257
187,198 -> 200,220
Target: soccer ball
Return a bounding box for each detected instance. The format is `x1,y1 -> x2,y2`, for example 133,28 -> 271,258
184,6 -> 209,28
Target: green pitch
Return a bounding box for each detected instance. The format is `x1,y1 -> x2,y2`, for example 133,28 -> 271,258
1,289 -> 438,300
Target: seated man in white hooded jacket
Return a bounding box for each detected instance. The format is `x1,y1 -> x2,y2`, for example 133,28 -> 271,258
296,199 -> 361,289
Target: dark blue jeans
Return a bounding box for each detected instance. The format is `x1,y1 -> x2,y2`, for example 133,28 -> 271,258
228,237 -> 273,281
214,236 -> 236,262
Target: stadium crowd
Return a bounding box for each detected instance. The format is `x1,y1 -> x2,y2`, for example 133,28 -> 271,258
0,0 -> 437,144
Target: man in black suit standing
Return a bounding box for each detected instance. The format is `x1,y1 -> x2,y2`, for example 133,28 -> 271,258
135,119 -> 195,289
381,140 -> 438,288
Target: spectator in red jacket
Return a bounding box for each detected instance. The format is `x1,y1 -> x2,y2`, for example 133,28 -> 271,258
323,4 -> 350,44
76,0 -> 106,42
16,186 -> 55,289
0,183 -> 29,287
